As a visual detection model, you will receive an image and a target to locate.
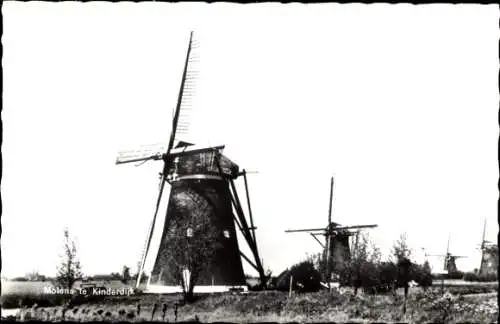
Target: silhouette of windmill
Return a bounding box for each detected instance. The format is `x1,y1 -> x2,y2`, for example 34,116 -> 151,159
285,177 -> 377,283
478,219 -> 497,275
425,234 -> 467,274
116,32 -> 266,293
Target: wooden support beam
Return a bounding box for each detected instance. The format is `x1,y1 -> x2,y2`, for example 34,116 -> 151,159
227,181 -> 255,250
212,154 -> 254,246
243,170 -> 257,244
310,233 -> 325,248
285,228 -> 327,233
116,153 -> 162,165
212,151 -> 266,284
229,178 -> 265,275
232,212 -> 244,236
240,251 -> 259,273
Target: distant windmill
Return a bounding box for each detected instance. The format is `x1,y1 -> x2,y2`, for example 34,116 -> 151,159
425,234 -> 467,273
285,177 -> 378,283
116,32 -> 266,293
478,219 -> 497,275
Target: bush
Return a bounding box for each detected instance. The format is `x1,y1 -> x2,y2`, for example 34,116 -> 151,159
376,262 -> 398,291
290,261 -> 322,293
463,272 -> 498,282
447,270 -> 464,280
275,261 -> 322,293
340,261 -> 397,294
410,262 -> 432,288
340,259 -> 433,294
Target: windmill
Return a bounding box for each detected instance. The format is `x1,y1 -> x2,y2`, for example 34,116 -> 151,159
478,219 -> 497,275
425,234 -> 467,274
116,32 -> 266,293
285,177 -> 378,284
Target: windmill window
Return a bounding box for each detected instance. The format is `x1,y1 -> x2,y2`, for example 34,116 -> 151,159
209,152 -> 214,169
223,230 -> 230,238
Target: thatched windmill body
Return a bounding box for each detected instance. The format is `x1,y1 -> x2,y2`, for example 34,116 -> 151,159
285,177 -> 377,283
116,32 -> 265,293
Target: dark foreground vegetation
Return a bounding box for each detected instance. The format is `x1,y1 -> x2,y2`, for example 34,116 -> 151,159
3,287 -> 498,323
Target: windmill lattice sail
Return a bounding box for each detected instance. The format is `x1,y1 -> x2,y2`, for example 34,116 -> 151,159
115,33 -> 202,165
173,34 -> 202,145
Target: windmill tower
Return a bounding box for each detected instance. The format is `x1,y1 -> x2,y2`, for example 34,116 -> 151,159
116,32 -> 266,293
478,219 -> 498,276
285,177 -> 377,284
425,234 -> 467,274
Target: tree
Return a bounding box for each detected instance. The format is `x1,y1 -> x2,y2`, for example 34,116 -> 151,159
56,229 -> 82,290
390,233 -> 412,263
25,270 -> 43,281
163,190 -> 223,302
342,233 -> 383,294
305,252 -> 322,272
349,233 -> 369,294
418,260 -> 433,290
137,271 -> 149,284
122,266 -> 131,284
390,233 -> 414,298
110,272 -> 122,280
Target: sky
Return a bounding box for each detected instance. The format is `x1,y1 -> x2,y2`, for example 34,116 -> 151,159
2,2 -> 498,279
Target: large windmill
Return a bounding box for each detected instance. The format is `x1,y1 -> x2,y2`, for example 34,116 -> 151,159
116,32 -> 266,293
285,177 -> 377,283
425,234 -> 467,274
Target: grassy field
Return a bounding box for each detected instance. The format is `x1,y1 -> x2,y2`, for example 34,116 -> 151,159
1,281 -> 54,295
2,281 -> 498,323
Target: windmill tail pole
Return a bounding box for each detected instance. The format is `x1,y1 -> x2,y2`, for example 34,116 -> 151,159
136,208 -> 159,289
229,177 -> 266,285
243,170 -> 257,243
136,236 -> 150,289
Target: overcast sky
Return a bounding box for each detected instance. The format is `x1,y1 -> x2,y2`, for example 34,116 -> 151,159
2,2 -> 498,279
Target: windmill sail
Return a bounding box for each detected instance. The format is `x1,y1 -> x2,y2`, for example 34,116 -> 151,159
116,32 -> 201,165
139,179 -> 172,284
136,32 -> 199,287
169,32 -> 202,148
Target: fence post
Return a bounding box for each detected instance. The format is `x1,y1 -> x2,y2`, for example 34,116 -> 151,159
403,295 -> 407,315
162,303 -> 167,321
288,275 -> 293,298
151,303 -> 157,321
